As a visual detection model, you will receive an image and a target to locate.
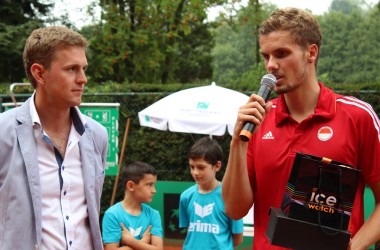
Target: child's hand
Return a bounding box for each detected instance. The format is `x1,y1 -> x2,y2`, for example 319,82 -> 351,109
141,225 -> 152,243
120,222 -> 132,245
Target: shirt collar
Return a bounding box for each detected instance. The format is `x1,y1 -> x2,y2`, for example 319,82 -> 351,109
30,92 -> 41,126
71,106 -> 86,135
29,92 -> 86,135
275,82 -> 336,125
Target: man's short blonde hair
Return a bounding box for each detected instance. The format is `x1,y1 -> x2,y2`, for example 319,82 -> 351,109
259,8 -> 322,64
23,26 -> 88,88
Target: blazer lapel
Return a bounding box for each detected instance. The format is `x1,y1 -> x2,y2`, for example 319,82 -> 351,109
15,99 -> 42,246
79,127 -> 95,201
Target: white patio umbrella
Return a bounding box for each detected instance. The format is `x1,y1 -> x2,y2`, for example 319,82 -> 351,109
138,82 -> 249,136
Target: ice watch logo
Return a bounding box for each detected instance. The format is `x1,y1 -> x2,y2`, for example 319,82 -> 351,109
307,188 -> 337,214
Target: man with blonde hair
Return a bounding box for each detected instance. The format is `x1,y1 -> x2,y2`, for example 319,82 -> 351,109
0,26 -> 108,249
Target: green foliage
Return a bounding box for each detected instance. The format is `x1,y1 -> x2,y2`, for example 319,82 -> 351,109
329,0 -> 364,14
212,23 -> 247,84
0,0 -> 52,25
318,2 -> 380,83
0,0 -> 52,83
87,0 -> 227,84
238,61 -> 267,92
174,22 -> 215,83
0,22 -> 35,83
2,0 -> 380,87
211,2 -> 276,86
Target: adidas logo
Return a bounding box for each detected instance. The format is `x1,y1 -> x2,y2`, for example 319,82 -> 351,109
262,131 -> 274,139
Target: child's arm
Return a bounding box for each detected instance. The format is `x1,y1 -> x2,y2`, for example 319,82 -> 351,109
103,224 -> 134,250
233,233 -> 243,247
102,211 -> 134,250
120,223 -> 163,250
104,242 -> 133,250
150,235 -> 164,250
103,225 -> 155,250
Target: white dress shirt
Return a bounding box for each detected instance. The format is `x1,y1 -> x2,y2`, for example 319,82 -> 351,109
30,94 -> 93,249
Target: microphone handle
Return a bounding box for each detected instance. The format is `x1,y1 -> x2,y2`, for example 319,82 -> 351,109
257,84 -> 272,102
239,84 -> 272,142
240,122 -> 256,142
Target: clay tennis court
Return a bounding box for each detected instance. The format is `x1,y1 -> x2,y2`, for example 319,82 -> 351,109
163,239 -> 182,249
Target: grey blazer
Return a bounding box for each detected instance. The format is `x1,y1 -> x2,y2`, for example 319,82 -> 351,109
0,98 -> 109,250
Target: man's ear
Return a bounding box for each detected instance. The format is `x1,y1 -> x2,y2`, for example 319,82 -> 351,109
308,44 -> 318,64
30,63 -> 46,85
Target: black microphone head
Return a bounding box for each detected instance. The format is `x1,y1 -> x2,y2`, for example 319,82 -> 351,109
261,74 -> 277,90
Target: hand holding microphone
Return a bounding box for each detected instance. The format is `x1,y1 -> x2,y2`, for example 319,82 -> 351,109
239,74 -> 277,142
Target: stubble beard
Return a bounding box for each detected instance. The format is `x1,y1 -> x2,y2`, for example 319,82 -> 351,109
274,61 -> 309,95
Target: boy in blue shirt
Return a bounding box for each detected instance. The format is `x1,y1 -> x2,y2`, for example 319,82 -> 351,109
179,137 -> 244,249
102,161 -> 163,250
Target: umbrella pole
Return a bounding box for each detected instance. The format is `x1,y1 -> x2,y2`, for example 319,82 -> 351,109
110,117 -> 131,206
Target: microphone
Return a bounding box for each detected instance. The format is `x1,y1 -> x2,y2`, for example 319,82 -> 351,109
239,74 -> 277,142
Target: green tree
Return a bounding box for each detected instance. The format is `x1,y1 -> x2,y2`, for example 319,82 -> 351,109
212,22 -> 247,85
211,1 -> 274,87
87,0 -> 227,84
318,11 -> 362,83
0,0 -> 52,84
0,0 -> 52,25
329,0 -> 361,14
346,7 -> 380,82
318,1 -> 380,83
174,22 -> 215,83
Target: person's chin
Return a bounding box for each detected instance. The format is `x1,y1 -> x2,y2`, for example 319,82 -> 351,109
274,85 -> 290,95
70,99 -> 82,107
194,180 -> 204,186
193,177 -> 202,182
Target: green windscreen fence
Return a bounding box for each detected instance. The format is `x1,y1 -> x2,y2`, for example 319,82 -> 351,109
79,103 -> 120,176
